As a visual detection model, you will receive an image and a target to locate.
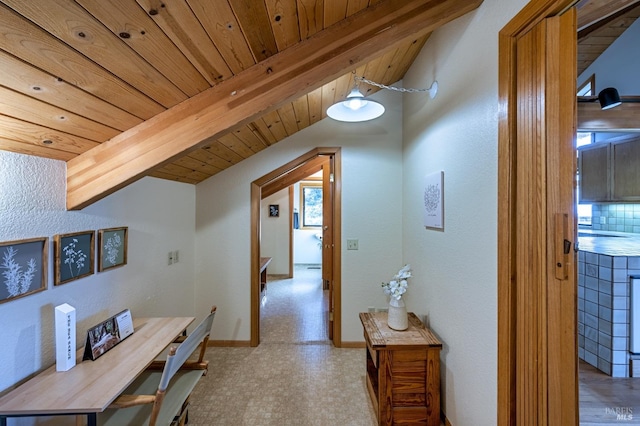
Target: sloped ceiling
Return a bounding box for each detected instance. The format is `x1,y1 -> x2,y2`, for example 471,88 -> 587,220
0,0 -> 636,209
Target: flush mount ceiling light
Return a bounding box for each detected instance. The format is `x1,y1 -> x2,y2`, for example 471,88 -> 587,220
326,75 -> 438,123
598,87 -> 622,110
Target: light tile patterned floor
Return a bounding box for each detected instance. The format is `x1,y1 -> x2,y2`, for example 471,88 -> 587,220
188,265 -> 377,425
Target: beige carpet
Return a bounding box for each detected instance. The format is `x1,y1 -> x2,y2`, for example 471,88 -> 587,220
187,265 -> 377,425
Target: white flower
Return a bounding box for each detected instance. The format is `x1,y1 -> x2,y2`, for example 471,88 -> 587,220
381,264 -> 411,300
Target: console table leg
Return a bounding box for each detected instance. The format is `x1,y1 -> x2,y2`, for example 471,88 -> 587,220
87,413 -> 97,426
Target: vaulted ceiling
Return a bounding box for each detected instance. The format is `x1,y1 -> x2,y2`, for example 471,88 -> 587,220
0,0 -> 637,209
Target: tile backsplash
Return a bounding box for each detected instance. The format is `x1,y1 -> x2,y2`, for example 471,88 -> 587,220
591,204 -> 640,233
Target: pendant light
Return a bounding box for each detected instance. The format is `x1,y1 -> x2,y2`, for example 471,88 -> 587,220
326,88 -> 385,122
326,74 -> 438,122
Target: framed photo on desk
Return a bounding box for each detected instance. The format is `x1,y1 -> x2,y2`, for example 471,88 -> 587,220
83,309 -> 134,361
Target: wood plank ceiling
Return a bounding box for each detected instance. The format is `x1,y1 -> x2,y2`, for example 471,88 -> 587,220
0,0 -> 636,207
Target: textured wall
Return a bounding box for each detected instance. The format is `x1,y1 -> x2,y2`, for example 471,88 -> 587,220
401,0 -> 528,424
0,151 -> 196,425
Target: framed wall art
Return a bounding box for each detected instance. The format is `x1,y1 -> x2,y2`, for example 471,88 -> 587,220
54,231 -> 95,285
98,227 -> 128,272
269,204 -> 280,217
0,237 -> 48,304
423,171 -> 444,230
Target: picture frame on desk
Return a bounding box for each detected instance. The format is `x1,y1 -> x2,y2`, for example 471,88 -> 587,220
54,230 -> 94,285
98,227 -> 128,272
83,309 -> 134,361
0,237 -> 48,304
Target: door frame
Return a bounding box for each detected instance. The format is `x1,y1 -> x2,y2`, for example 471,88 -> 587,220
250,147 -> 342,347
498,0 -> 578,424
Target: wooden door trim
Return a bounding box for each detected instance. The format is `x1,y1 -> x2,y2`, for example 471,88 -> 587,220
498,1 -> 577,424
250,147 -> 342,347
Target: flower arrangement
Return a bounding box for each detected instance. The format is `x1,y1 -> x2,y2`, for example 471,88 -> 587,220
381,264 -> 411,300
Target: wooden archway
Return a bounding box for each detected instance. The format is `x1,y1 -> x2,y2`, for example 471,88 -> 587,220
250,148 -> 342,347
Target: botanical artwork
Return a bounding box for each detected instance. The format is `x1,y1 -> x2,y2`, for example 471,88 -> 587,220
55,231 -> 95,285
98,227 -> 128,272
423,171 -> 444,230
0,238 -> 47,304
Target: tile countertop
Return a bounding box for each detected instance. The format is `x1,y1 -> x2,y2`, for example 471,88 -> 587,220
577,229 -> 640,256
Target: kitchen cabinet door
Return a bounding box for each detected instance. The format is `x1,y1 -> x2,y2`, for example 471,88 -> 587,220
579,143 -> 610,202
612,140 -> 640,201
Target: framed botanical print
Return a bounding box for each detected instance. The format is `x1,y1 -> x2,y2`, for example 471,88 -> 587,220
54,231 -> 95,285
98,227 -> 128,272
0,237 -> 48,304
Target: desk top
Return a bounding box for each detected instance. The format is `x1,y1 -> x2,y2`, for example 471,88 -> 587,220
360,312 -> 442,350
0,316 -> 194,415
260,257 -> 272,272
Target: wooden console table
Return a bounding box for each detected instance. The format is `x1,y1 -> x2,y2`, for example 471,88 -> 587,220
260,257 -> 272,293
360,312 -> 442,425
0,316 -> 193,426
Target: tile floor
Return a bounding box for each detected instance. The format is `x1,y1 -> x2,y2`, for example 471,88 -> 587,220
188,265 -> 377,425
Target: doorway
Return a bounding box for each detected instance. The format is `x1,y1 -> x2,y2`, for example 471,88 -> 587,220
250,148 -> 342,347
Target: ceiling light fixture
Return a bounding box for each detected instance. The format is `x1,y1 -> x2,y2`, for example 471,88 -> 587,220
327,74 -> 438,123
326,87 -> 385,122
598,87 -> 622,110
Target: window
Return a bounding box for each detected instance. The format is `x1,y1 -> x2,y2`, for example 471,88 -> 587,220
300,181 -> 322,228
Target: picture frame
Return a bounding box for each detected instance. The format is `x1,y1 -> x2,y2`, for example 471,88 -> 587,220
98,227 -> 128,272
83,309 -> 134,361
423,171 -> 444,230
0,237 -> 48,304
54,231 -> 95,285
269,204 -> 280,217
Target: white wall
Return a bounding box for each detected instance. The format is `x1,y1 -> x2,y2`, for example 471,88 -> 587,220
260,189 -> 290,274
195,88 -> 404,343
578,17 -> 640,96
0,151 -> 196,424
401,1 -> 527,424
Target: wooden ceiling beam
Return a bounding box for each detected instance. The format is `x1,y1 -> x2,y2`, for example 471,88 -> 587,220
66,0 -> 483,210
576,0 -> 640,31
578,99 -> 640,131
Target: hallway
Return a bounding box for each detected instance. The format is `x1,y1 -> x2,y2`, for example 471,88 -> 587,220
187,265 -> 377,425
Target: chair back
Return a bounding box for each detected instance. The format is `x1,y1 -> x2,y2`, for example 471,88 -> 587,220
158,307 -> 216,392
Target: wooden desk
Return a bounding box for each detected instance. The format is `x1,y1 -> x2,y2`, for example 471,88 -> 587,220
260,257 -> 272,293
360,312 -> 442,426
0,316 -> 194,426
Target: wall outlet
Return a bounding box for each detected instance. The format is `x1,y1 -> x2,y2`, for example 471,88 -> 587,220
174,250 -> 179,263
167,252 -> 173,265
347,239 -> 359,250
368,306 -> 376,313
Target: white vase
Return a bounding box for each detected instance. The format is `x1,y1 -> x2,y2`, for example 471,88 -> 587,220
387,297 -> 408,330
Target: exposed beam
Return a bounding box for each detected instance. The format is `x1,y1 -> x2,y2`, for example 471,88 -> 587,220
577,1 -> 640,40
578,98 -> 640,131
576,0 -> 640,31
66,0 -> 483,210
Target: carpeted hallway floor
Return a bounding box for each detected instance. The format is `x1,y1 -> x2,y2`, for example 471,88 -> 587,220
187,265 -> 377,425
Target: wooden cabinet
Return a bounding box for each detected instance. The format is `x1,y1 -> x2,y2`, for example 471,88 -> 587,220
579,138 -> 640,202
578,143 -> 609,202
360,312 -> 442,426
612,140 -> 640,201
